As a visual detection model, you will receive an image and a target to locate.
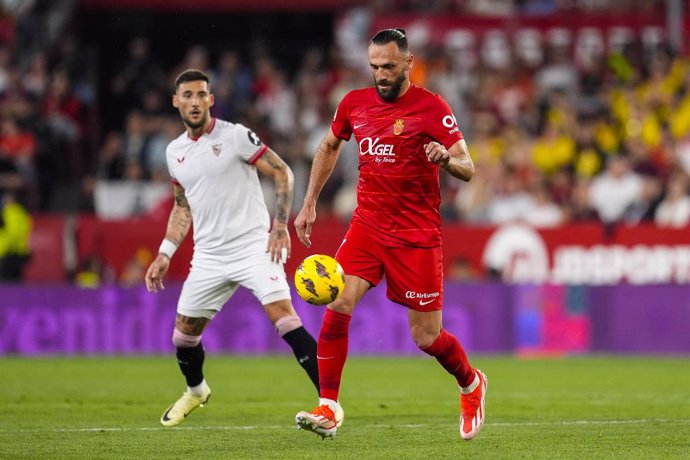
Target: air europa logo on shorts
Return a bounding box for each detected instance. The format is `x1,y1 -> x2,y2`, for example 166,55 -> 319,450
405,291 -> 440,300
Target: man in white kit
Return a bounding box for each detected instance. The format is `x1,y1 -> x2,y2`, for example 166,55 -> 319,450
145,69 -> 336,427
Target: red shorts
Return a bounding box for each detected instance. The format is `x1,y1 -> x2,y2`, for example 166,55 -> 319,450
335,225 -> 443,312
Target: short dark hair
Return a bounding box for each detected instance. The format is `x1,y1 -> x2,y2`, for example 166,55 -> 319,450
370,28 -> 408,53
174,69 -> 210,91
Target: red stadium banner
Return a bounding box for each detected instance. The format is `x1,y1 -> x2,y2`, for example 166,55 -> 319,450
57,217 -> 690,285
19,216 -> 690,284
442,222 -> 690,285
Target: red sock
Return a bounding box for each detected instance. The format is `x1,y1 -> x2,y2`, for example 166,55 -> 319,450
317,309 -> 351,401
422,329 -> 475,388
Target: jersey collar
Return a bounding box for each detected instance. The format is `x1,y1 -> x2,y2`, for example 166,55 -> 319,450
188,117 -> 217,141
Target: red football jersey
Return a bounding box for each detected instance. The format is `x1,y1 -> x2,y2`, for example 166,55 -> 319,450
331,84 -> 464,247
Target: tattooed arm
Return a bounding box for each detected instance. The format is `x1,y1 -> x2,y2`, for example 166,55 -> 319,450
145,183 -> 192,293
254,148 -> 294,263
164,183 -> 193,246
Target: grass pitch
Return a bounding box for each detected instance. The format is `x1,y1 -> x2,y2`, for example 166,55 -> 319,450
1,355 -> 689,459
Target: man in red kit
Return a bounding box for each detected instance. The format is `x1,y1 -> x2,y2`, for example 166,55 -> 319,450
294,28 -> 487,440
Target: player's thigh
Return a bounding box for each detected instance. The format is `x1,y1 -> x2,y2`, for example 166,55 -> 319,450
335,225 -> 385,287
178,264 -> 238,320
383,245 -> 443,311
238,242 -> 292,307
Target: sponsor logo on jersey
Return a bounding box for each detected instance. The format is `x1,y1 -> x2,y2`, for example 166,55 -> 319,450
359,137 -> 395,156
212,143 -> 222,156
442,114 -> 460,135
393,119 -> 404,135
353,122 -> 366,130
177,157 -> 185,163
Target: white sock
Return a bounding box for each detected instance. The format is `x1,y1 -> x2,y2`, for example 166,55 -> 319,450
319,397 -> 339,413
188,379 -> 209,396
460,371 -> 480,395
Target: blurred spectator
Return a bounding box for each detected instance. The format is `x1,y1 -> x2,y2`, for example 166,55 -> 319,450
654,173 -> 690,227
22,52 -> 49,99
75,255 -> 104,288
623,176 -> 663,223
41,68 -> 84,182
0,191 -> 32,281
0,116 -> 37,172
211,50 -> 253,119
122,110 -> 149,170
524,182 -> 564,227
531,120 -> 575,175
535,33 -> 578,97
486,167 -> 535,224
119,247 -> 153,287
96,131 -> 125,180
143,116 -> 181,182
588,154 -> 643,223
564,177 -> 598,222
111,37 -> 165,126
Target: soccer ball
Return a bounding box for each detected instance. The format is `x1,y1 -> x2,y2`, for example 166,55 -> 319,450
294,254 -> 345,305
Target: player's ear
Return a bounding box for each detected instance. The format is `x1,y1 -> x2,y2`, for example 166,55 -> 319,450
172,94 -> 179,108
209,93 -> 215,108
407,53 -> 414,71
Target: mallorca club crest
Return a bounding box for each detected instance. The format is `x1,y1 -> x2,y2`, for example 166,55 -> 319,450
212,143 -> 222,156
393,119 -> 404,135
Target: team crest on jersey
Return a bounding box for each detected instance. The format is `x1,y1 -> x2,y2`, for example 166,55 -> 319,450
212,143 -> 222,156
393,119 -> 404,135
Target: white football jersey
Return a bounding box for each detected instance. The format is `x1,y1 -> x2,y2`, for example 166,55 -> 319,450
166,118 -> 271,258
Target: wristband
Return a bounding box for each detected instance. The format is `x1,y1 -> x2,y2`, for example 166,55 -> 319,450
158,239 -> 178,259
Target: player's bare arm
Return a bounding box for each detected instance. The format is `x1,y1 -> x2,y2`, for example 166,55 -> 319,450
145,183 -> 192,293
254,147 -> 294,263
426,139 -> 475,182
294,129 -> 344,247
167,183 -> 193,244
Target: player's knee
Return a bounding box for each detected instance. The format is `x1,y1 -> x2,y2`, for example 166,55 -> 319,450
172,328 -> 202,348
411,327 -> 438,350
329,296 -> 355,314
274,314 -> 302,336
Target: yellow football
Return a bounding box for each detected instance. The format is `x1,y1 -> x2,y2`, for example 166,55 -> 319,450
294,254 -> 345,305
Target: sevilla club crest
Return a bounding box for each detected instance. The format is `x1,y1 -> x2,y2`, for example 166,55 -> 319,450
212,143 -> 222,156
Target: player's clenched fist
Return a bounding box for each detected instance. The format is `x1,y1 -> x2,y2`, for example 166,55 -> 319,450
145,254 -> 170,293
424,141 -> 450,167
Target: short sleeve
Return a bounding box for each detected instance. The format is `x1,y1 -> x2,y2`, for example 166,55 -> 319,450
234,123 -> 267,164
331,92 -> 353,141
164,145 -> 178,184
425,95 -> 464,149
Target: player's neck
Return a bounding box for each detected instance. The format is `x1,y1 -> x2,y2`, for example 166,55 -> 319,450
395,80 -> 412,100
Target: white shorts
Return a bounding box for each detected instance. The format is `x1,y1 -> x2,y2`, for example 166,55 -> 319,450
177,238 -> 291,319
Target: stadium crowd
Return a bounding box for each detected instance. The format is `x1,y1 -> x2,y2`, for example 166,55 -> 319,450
0,0 -> 689,232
